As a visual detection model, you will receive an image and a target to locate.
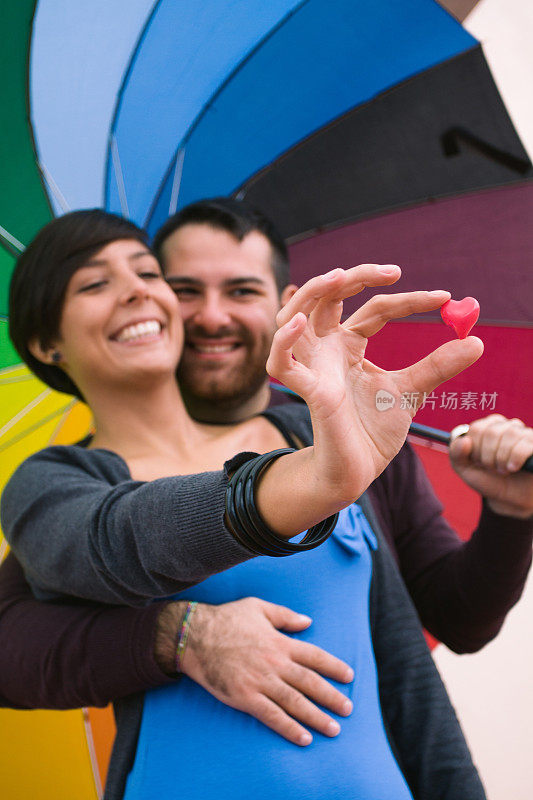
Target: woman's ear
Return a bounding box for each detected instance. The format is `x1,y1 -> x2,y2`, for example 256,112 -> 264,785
280,283 -> 298,307
28,338 -> 62,366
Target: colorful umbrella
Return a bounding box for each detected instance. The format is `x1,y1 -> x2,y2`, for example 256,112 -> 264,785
1,1 -> 531,797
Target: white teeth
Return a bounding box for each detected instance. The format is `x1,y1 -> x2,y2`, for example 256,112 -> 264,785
193,343 -> 237,353
116,320 -> 162,342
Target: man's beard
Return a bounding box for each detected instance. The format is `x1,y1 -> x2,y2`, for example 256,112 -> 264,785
176,326 -> 273,410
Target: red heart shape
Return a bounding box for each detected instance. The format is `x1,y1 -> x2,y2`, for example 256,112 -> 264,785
440,297 -> 480,339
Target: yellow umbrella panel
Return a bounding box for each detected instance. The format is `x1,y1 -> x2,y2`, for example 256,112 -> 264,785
0,363 -> 108,800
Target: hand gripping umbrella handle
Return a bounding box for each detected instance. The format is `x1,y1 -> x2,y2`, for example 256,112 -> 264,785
409,422 -> 533,474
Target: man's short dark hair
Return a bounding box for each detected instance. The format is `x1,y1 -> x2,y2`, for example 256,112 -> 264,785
9,209 -> 149,400
152,197 -> 290,294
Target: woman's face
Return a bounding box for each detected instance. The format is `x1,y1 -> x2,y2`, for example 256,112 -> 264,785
55,239 -> 183,396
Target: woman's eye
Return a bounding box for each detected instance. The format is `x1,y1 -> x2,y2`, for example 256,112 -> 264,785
139,271 -> 162,280
78,280 -> 106,293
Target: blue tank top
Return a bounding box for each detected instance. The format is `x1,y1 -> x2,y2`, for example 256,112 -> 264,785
124,505 -> 413,800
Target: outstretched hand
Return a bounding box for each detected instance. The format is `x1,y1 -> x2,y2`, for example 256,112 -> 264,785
267,265 -> 483,504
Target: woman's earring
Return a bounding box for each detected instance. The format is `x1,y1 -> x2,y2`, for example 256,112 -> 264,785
51,351 -> 62,364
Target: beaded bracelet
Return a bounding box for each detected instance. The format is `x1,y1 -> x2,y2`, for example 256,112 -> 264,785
175,601 -> 198,673
225,449 -> 338,556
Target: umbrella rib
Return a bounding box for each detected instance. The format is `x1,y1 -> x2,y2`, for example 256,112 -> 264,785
111,135 -> 130,218
0,375 -> 36,385
0,389 -> 52,440
168,148 -> 186,217
0,364 -> 28,374
0,364 -> 33,377
48,400 -> 84,445
0,401 -> 75,454
38,162 -> 71,213
82,707 -> 104,799
0,224 -> 25,253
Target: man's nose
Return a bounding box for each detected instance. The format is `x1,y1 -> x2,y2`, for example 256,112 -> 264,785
189,295 -> 232,333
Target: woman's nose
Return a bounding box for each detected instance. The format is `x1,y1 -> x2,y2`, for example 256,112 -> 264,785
122,274 -> 150,304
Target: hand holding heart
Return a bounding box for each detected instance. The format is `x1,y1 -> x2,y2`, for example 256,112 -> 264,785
267,266 -> 484,506
441,297 -> 480,339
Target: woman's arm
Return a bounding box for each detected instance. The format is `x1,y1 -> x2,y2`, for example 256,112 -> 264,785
1,269 -> 483,605
1,446 -> 253,603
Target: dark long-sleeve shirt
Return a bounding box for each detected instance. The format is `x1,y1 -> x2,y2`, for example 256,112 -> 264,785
365,436 -> 533,652
0,552 -> 174,709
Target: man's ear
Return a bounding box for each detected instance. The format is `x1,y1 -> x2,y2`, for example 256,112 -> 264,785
28,337 -> 61,366
280,283 -> 298,307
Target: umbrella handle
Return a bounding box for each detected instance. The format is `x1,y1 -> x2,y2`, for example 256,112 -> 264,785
409,422 -> 533,474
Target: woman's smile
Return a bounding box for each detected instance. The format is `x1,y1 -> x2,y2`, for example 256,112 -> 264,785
111,318 -> 165,344
57,239 -> 182,393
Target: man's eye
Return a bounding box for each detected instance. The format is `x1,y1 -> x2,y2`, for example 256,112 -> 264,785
172,287 -> 200,298
230,288 -> 260,298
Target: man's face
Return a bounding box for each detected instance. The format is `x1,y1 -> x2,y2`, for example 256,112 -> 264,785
160,223 -> 294,408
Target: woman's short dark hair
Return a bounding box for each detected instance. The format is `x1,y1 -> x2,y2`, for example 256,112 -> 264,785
152,197 -> 290,295
9,209 -> 149,400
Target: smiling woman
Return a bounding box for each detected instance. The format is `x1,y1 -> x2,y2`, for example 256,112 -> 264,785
9,210 -> 154,402
42,239 -> 183,407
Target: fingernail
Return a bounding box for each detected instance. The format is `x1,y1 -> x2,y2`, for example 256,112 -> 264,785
378,265 -> 399,274
325,268 -> 343,280
299,732 -> 313,746
327,720 -> 341,736
344,667 -> 354,681
428,290 -> 449,296
297,614 -> 312,624
341,699 -> 353,715
507,460 -> 520,471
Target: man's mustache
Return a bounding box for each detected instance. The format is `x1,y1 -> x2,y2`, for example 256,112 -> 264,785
184,324 -> 254,345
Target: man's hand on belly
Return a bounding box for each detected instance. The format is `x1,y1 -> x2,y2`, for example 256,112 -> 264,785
156,597 -> 353,746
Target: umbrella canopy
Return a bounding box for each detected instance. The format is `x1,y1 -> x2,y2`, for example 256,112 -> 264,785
1,1 -> 531,798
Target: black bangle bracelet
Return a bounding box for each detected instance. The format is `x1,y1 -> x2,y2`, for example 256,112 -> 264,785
225,449 -> 339,556
227,453 -> 290,555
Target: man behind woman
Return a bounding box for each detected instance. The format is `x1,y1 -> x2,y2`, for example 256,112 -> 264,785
2,202 -> 528,800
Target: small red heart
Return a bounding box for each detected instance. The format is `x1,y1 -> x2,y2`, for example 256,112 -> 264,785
440,297 -> 480,339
